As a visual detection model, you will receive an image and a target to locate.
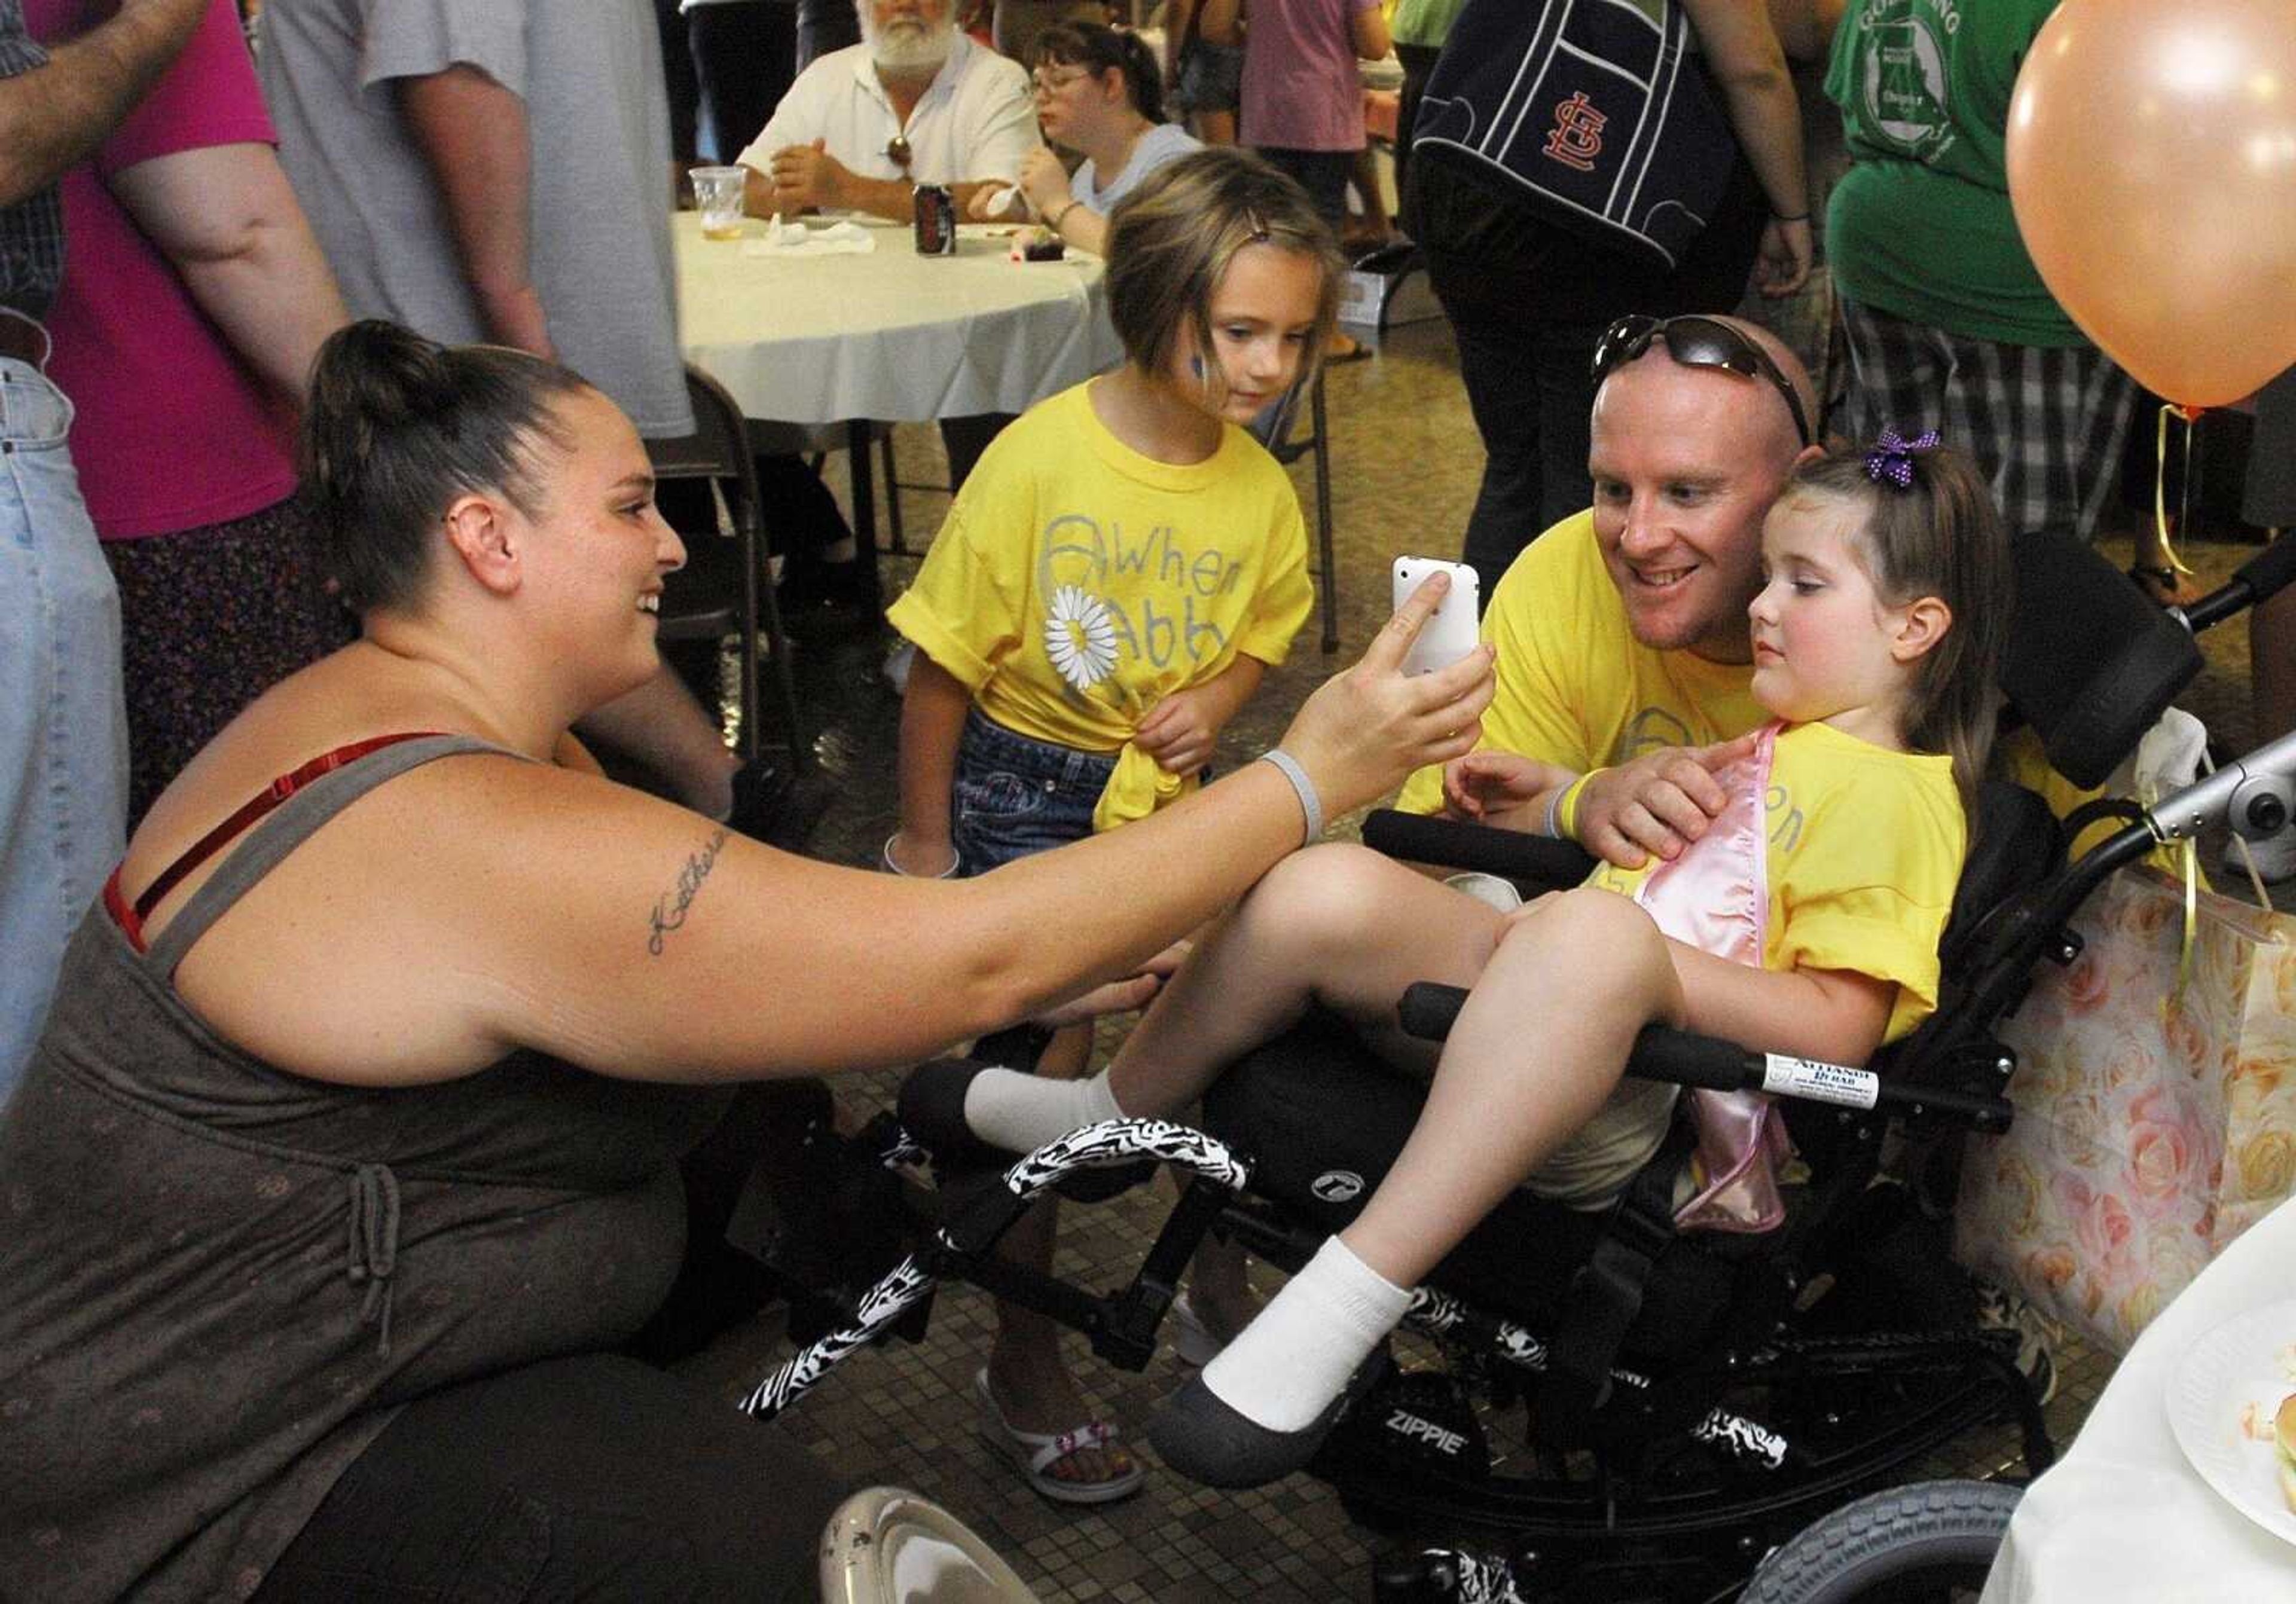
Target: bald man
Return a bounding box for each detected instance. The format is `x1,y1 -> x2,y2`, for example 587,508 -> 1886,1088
1394,313 -> 1824,869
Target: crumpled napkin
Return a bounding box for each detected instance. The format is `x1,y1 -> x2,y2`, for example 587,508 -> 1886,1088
741,218 -> 877,258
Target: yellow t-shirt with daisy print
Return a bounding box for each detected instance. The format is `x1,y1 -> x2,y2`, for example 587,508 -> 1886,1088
887,380 -> 1314,828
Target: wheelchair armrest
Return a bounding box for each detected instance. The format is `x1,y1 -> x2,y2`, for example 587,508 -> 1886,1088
1395,982 -> 2013,1131
1362,808 -> 1598,886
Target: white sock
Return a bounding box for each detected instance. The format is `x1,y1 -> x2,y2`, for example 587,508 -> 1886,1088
961,1065 -> 1125,1154
1199,1236 -> 1409,1432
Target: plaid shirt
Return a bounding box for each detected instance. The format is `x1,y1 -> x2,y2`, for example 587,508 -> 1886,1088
0,0 -> 65,320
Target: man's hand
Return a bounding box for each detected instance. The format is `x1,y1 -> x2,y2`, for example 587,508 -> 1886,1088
1573,731 -> 1761,868
1016,146 -> 1069,221
1442,750 -> 1576,832
768,138 -> 850,212
1135,683 -> 1229,775
1752,214 -> 1812,298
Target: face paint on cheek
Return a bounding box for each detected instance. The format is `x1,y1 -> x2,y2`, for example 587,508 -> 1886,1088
1190,355 -> 1205,378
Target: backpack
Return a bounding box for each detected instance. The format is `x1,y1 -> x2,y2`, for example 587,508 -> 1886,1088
1412,0 -> 1741,271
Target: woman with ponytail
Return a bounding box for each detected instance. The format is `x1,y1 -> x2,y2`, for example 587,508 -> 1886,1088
0,319 -> 1493,1602
990,21 -> 1197,256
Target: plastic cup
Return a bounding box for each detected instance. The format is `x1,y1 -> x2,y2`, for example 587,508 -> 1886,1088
692,166 -> 747,239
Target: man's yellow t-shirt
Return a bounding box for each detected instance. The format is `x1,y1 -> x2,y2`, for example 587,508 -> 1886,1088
888,381 -> 1313,828
1395,511 -> 1764,814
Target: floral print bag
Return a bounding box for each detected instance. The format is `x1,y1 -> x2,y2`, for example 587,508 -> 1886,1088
1955,866 -> 2296,1354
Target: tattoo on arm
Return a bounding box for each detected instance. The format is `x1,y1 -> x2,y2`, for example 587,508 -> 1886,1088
648,827 -> 729,956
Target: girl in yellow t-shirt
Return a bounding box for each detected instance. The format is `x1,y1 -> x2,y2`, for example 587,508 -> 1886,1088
882,148 -> 1341,1503
935,435 -> 2014,1489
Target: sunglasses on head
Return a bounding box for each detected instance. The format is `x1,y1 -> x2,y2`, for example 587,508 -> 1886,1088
1590,314 -> 1814,447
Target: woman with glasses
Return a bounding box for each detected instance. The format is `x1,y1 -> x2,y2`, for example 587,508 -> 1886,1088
987,22 -> 1196,256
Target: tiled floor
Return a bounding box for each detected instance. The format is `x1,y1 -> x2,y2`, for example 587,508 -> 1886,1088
683,310 -> 2285,1601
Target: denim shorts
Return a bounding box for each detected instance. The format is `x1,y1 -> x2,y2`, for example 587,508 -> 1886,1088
950,709 -> 1115,876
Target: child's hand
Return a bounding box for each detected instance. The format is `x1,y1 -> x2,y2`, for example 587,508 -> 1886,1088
1442,751 -> 1574,829
1031,938 -> 1193,1028
1573,731 -> 1762,869
1135,685 -> 1225,775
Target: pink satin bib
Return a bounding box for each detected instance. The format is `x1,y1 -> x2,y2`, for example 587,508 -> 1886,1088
1631,722 -> 1792,1233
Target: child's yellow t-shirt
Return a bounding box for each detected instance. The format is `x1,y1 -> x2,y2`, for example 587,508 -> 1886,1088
1526,722 -> 1965,1208
888,380 -> 1314,827
1586,720 -> 1966,1045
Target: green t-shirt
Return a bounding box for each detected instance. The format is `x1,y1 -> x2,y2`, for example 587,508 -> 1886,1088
1391,0 -> 1467,49
1823,0 -> 2087,347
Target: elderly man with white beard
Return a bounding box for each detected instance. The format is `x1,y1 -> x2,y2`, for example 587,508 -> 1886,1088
736,0 -> 1038,223
731,0 -> 1042,606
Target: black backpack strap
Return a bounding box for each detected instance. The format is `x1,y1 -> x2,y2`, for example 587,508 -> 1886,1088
1534,1122 -> 1691,1447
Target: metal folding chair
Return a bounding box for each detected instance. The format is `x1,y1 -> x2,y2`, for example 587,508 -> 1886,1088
647,365 -> 808,775
1252,368 -> 1341,652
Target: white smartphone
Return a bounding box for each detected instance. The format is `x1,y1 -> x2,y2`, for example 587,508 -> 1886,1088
1391,557 -> 1480,676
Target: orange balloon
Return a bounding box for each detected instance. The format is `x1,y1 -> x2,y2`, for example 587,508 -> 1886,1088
2008,0 -> 2296,407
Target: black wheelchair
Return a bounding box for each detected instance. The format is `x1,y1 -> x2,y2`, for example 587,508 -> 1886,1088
734,528 -> 2296,1604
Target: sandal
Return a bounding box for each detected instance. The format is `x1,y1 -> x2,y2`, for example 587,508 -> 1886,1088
973,1369 -> 1145,1506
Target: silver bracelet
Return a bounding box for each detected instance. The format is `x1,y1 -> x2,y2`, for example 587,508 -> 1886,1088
1541,785 -> 1568,841
882,833 -> 960,878
1257,749 -> 1323,845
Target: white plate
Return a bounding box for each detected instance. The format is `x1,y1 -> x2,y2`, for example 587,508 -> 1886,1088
2166,1296 -> 2296,1547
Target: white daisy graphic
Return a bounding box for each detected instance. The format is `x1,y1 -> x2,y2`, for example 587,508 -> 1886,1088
1043,584 -> 1119,692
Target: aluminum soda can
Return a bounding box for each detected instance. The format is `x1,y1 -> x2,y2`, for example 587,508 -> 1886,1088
912,184 -> 957,255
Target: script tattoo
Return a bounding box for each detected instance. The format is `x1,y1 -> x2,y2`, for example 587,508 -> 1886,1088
648,827 -> 729,956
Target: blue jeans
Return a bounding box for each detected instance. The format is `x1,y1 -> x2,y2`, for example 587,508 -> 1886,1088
0,347 -> 127,1102
949,709 -> 1113,876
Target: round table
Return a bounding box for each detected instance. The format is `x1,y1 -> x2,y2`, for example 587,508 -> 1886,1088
1980,1192 -> 2296,1602
671,209 -> 1123,427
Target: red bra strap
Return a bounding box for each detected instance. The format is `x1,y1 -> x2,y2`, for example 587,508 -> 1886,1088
114,732 -> 447,952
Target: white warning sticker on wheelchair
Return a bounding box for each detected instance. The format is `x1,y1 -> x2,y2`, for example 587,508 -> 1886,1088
1759,1055 -> 1879,1108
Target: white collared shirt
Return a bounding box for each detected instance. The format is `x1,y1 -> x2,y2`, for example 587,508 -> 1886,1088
736,32 -> 1039,188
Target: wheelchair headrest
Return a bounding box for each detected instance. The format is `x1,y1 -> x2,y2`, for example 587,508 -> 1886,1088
1937,779 -> 2063,979
2000,526 -> 2203,789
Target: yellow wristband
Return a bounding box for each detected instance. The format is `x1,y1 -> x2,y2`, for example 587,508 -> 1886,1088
1556,770 -> 1601,841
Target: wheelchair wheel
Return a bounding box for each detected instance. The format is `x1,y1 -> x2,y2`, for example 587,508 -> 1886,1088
818,1486 -> 1043,1603
1737,1479 -> 2019,1604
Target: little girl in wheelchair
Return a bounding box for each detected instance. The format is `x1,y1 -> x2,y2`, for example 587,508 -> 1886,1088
933,432 -> 2014,1489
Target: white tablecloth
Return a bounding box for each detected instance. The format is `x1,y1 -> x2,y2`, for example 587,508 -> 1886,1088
1981,1193 -> 2296,1602
672,210 -> 1123,425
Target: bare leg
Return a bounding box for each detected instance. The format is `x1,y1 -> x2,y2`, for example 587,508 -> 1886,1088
1104,843 -> 1504,1118
576,663 -> 740,817
1152,889 -> 1682,1481
1196,108 -> 1237,146
982,1022 -> 1135,1491
1342,888 -> 1681,1288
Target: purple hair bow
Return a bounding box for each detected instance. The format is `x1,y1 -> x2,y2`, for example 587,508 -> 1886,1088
1864,427 -> 1940,488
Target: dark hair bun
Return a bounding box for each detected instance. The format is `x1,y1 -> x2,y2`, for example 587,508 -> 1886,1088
297,320 -> 591,615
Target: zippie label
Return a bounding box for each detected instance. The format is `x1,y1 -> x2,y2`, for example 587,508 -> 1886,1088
1760,1055 -> 1879,1109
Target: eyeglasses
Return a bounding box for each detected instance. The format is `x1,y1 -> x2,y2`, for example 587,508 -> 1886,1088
1590,314 -> 1814,447
1030,68 -> 1090,97
886,134 -> 912,171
